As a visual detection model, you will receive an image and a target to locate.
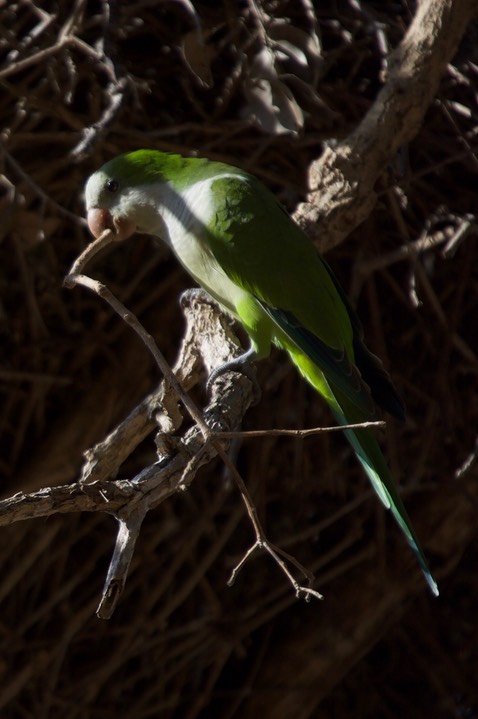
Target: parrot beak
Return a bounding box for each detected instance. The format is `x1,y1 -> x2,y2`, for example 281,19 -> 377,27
87,207 -> 135,242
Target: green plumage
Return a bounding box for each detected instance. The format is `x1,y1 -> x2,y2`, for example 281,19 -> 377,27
207,171 -> 437,593
85,150 -> 438,595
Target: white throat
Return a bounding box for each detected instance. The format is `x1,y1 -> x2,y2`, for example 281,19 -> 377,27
137,173 -> 249,313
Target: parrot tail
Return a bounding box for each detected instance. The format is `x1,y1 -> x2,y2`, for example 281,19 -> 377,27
261,304 -> 438,595
336,413 -> 439,596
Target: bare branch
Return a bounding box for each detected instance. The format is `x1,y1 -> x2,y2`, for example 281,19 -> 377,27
217,421 -> 385,440
97,509 -> 146,619
294,0 -> 478,251
44,237 -> 325,613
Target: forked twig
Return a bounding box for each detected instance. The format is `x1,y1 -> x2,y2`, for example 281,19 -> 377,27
63,230 -> 331,612
0,225 -> 393,617
213,436 -> 323,601
0,226 -> 392,616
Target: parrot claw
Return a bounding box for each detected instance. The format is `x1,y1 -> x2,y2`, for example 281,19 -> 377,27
207,348 -> 261,404
179,287 -> 212,307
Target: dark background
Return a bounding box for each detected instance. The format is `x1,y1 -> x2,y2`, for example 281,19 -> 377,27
1,1 -> 477,716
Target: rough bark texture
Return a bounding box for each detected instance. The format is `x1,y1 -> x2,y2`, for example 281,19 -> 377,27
295,0 -> 478,250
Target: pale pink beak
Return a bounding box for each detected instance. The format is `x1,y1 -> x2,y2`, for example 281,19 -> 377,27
87,207 -> 136,242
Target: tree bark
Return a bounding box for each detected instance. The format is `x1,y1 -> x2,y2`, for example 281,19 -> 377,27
295,0 -> 478,251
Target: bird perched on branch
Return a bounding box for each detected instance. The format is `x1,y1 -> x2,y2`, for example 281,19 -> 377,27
85,149 -> 438,595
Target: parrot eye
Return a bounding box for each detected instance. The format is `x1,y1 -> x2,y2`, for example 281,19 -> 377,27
105,179 -> 119,193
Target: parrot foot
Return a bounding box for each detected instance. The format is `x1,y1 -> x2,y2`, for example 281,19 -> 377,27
179,287 -> 212,306
207,347 -> 261,404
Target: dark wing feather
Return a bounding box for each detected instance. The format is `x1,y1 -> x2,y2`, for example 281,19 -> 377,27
258,302 -> 377,419
319,259 -> 405,421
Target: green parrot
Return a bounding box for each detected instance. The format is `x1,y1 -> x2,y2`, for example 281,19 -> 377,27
85,149 -> 438,595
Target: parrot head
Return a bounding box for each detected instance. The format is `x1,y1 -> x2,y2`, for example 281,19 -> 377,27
84,150 -> 177,242
85,166 -> 138,242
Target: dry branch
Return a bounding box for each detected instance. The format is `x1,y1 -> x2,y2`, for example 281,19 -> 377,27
2,244 -> 328,615
1,0 -> 478,715
294,0 -> 478,251
65,238 -> 330,612
3,0 -> 474,607
0,288 -> 254,615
